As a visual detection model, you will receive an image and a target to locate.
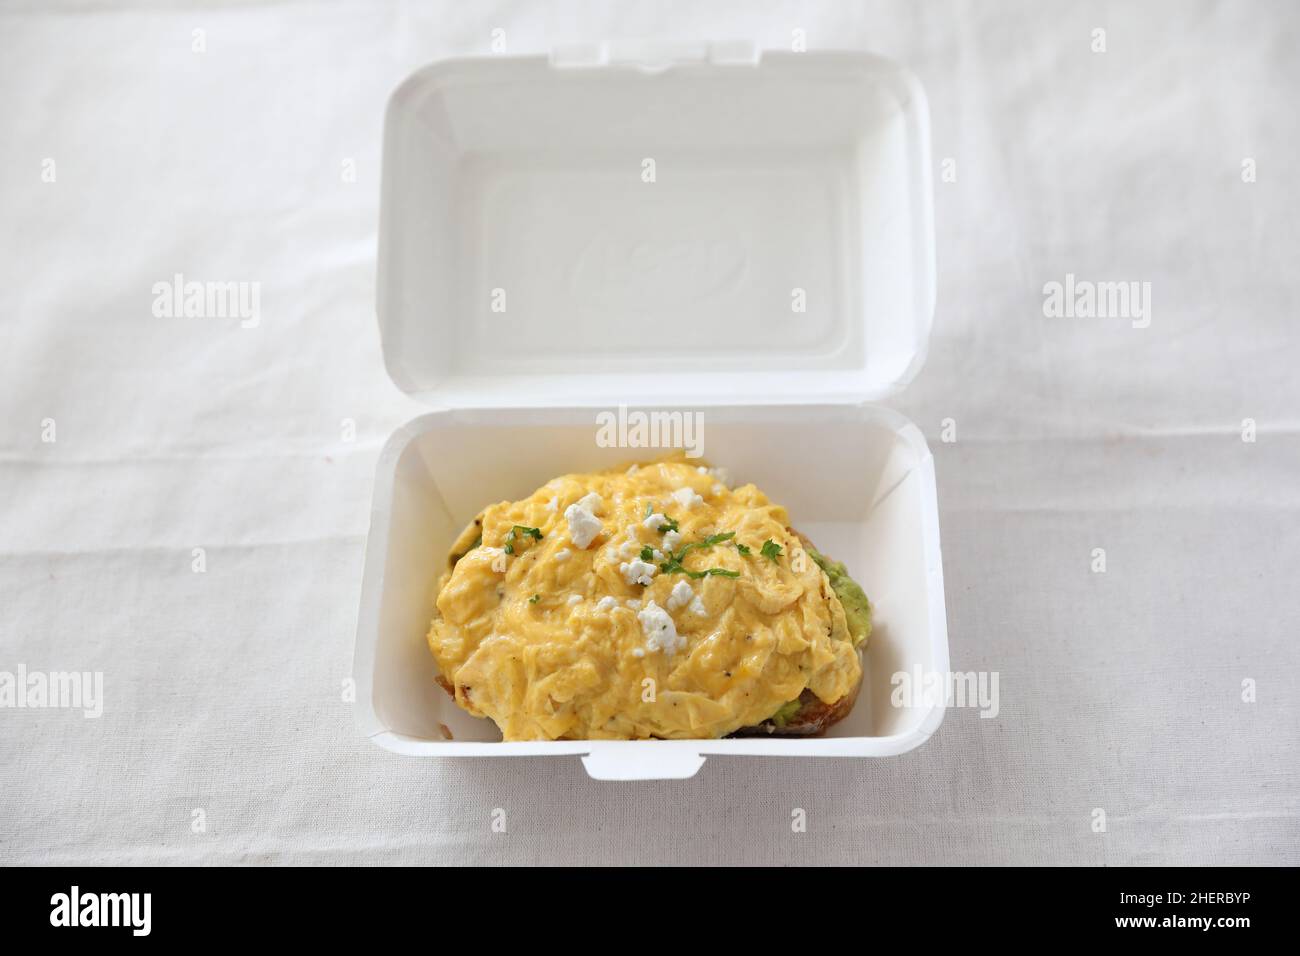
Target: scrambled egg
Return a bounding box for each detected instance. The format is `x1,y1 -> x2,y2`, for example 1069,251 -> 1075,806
426,458 -> 862,741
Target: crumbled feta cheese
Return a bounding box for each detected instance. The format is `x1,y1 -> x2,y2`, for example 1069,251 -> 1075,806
642,512 -> 669,531
638,600 -> 684,655
632,647 -> 645,658
545,495 -> 558,513
618,539 -> 639,559
670,486 -> 704,510
708,466 -> 731,487
688,596 -> 708,617
711,484 -> 725,497
697,466 -> 708,474
575,491 -> 604,515
554,548 -> 570,562
662,529 -> 682,552
595,596 -> 619,612
567,593 -> 582,606
619,558 -> 658,587
565,502 -> 603,549
665,579 -> 695,613
626,599 -> 642,610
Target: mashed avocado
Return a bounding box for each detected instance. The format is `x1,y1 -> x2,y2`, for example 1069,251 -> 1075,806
769,699 -> 802,727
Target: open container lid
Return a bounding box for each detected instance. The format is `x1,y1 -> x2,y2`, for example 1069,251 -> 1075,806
377,43 -> 935,409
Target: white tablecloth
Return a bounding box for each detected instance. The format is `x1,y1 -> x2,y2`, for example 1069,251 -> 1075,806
2,0 -> 1296,865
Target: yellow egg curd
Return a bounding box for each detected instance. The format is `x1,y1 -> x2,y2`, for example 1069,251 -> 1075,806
427,457 -> 861,740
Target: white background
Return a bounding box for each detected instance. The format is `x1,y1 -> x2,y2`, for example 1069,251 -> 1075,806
1,0 -> 1297,864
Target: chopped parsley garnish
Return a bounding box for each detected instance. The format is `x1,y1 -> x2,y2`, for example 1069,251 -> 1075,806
736,543 -> 751,555
529,594 -> 540,604
674,531 -> 734,563
657,515 -> 679,534
659,559 -> 740,579
760,539 -> 783,562
701,567 -> 741,579
503,525 -> 542,555
658,531 -> 739,579
640,546 -> 655,562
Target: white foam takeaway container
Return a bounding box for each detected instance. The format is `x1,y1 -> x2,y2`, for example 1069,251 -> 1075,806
354,43 -> 948,780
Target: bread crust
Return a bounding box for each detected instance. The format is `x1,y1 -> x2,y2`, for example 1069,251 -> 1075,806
730,683 -> 860,736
